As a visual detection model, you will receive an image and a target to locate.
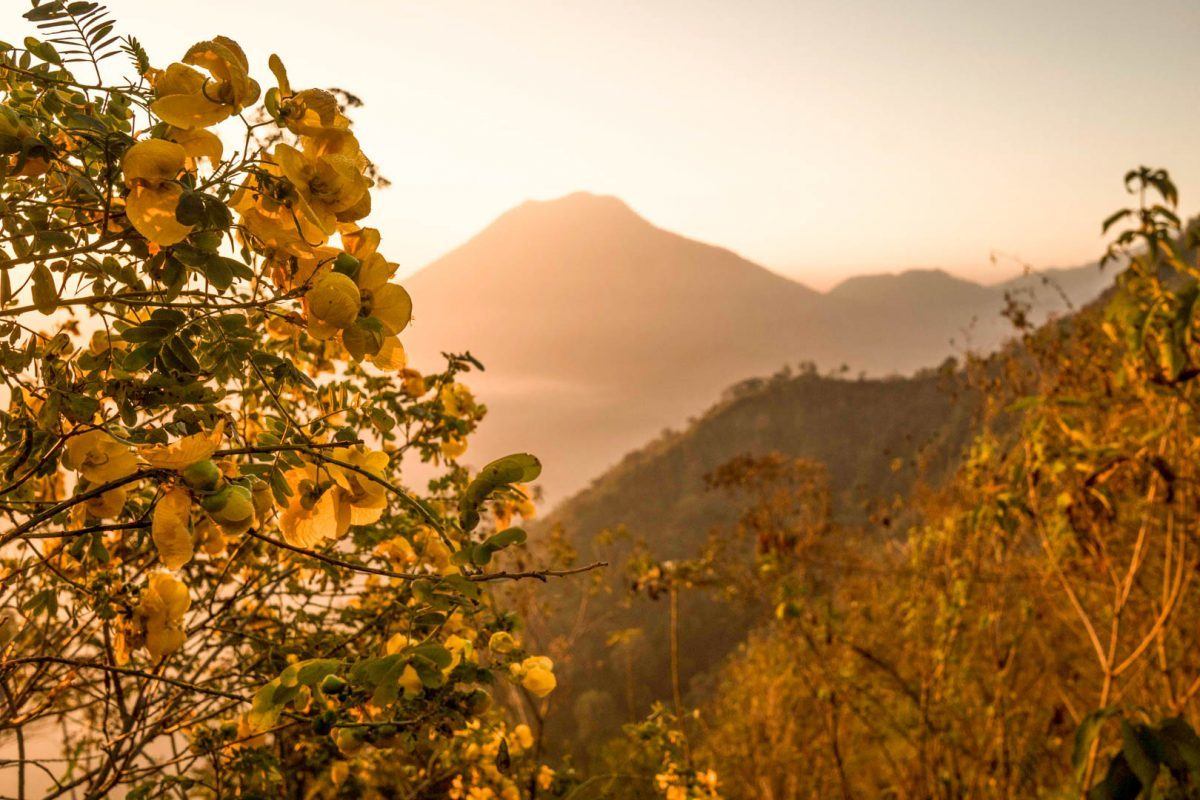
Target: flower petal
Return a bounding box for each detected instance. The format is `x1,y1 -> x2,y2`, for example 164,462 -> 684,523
140,420 -> 226,470
370,284 -> 412,336
367,336 -> 406,371
152,487 -> 194,570
122,139 -> 186,187
126,184 -> 193,246
150,94 -> 231,130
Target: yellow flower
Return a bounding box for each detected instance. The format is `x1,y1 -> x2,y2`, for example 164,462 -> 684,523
385,632 -> 413,655
150,38 -> 260,130
511,723 -> 534,751
494,484 -> 535,529
281,226 -> 412,369
401,369 -> 427,398
88,330 -> 126,357
230,185 -> 312,256
440,383 -> 476,419
514,656 -> 556,698
421,535 -> 456,575
164,126 -> 223,169
399,664 -> 423,699
280,90 -> 343,137
196,517 -> 227,556
289,245 -> 341,289
440,436 -> 468,460
273,141 -> 371,238
342,228 -> 412,337
136,572 -> 190,660
375,536 -> 417,567
139,420 -> 226,470
328,446 -> 389,525
84,486 -> 127,520
152,487 -> 193,570
122,139 -> 192,246
266,54 -> 344,139
278,464 -> 350,548
63,430 -> 138,484
443,634 -> 474,676
368,336 -> 407,371
487,631 -> 518,654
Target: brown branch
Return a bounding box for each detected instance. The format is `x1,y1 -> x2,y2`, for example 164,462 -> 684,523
245,528 -> 605,583
0,657 -> 248,704
0,469 -> 164,549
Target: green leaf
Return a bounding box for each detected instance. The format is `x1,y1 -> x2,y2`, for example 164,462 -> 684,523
31,264 -> 57,314
201,254 -> 233,292
459,454 -> 541,531
1154,717 -> 1200,775
174,192 -> 205,226
486,527 -> 527,549
164,336 -> 200,374
248,659 -> 342,732
349,654 -> 408,707
438,573 -> 482,601
122,343 -> 158,372
1087,753 -> 1142,800
293,658 -> 342,687
121,322 -> 173,344
1075,707 -> 1119,780
1120,720 -> 1160,789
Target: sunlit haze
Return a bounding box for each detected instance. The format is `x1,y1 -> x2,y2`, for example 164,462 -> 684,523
26,0 -> 1200,287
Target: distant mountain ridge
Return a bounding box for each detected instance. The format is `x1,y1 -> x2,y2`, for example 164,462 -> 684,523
401,192 -> 1112,500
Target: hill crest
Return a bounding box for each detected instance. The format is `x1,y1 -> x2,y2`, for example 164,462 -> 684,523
400,192 -> 1111,501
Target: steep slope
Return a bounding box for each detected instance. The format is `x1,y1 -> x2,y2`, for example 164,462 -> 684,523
401,193 -> 1110,500
532,365 -> 979,760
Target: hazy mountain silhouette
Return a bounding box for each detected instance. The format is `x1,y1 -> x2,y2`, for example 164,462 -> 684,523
402,192 -> 1112,500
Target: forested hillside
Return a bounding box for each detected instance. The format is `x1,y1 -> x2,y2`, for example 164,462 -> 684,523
526,363 -> 981,760
549,174 -> 1200,799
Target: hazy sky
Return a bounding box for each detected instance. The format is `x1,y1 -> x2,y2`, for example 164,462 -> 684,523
52,0 -> 1200,288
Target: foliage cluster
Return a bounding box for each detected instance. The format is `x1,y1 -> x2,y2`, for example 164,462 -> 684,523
0,3 -> 597,797
595,169 -> 1200,799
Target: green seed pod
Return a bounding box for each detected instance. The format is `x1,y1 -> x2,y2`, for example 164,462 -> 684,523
320,674 -> 348,695
464,688 -> 492,715
201,484 -> 254,524
332,252 -> 361,278
180,459 -> 222,493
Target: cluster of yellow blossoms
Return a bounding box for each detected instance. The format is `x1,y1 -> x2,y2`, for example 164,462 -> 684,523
655,768 -> 721,800
278,445 -> 389,548
57,417 -> 398,661
4,16 -> 575,796
122,36 -> 412,371
445,720 -> 557,800
55,35 -> 432,662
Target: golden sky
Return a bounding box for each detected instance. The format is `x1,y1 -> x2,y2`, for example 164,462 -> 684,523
63,0 -> 1200,288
